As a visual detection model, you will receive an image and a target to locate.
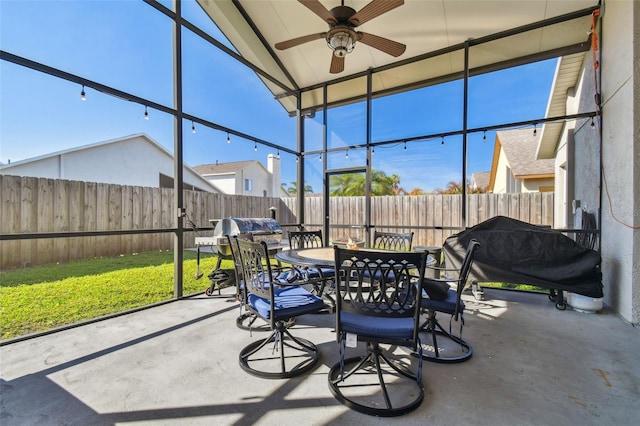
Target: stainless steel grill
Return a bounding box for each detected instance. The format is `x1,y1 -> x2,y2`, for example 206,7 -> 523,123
211,217 -> 282,257
197,217 -> 283,296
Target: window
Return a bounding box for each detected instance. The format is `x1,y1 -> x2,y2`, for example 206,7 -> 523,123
506,166 -> 520,193
244,178 -> 253,192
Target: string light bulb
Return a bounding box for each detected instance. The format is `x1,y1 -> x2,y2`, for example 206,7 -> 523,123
483,130 -> 487,141
590,117 -> 595,128
372,146 -> 375,155
144,105 -> 149,120
533,124 -> 537,136
276,149 -> 280,158
80,85 -> 86,101
191,121 -> 196,134
441,136 -> 445,146
345,149 -> 349,159
319,153 -> 322,161
227,132 -> 230,144
254,142 -> 257,152
403,142 -> 407,151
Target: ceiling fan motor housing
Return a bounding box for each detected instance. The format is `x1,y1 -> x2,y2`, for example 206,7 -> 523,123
275,0 -> 406,73
327,27 -> 356,57
326,5 -> 358,57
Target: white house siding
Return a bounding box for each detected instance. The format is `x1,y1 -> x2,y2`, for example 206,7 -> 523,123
520,178 -> 554,193
492,149 -> 509,193
0,135 -> 218,192
236,163 -> 270,196
208,175 -> 236,194
1,156 -> 62,179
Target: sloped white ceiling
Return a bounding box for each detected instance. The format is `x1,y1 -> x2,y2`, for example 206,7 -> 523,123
197,0 -> 599,114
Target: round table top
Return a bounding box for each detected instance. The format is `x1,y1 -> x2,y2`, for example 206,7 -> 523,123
276,247 -> 336,268
276,247 -> 435,269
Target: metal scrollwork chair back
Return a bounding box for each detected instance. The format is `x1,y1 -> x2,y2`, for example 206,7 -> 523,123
372,230 -> 414,251
236,237 -> 324,379
328,247 -> 427,417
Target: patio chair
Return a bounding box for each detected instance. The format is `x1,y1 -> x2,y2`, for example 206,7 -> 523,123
328,247 -> 427,417
288,230 -> 336,310
372,230 -> 414,251
417,238 -> 480,363
236,238 -> 325,379
227,234 -> 266,331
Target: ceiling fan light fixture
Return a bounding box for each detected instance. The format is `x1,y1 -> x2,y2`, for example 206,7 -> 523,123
328,30 -> 355,58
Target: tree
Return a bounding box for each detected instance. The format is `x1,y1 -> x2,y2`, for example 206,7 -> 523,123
329,170 -> 423,196
407,187 -> 425,195
433,181 -> 463,194
432,180 -> 489,194
282,181 -> 313,195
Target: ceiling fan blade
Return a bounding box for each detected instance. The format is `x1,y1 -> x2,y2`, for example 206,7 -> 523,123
275,33 -> 326,50
329,55 -> 345,74
298,0 -> 337,24
358,32 -> 406,57
349,0 -> 404,26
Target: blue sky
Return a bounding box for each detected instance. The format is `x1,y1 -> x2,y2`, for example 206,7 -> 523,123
0,0 -> 556,193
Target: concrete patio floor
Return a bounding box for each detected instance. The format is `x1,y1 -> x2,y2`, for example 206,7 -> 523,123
1,287 -> 638,425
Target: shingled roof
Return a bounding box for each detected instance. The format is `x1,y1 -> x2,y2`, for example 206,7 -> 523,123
472,171 -> 491,190
496,129 -> 555,178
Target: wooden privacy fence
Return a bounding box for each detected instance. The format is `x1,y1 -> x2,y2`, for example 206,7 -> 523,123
0,174 -> 553,269
280,192 -> 554,247
0,175 -> 290,269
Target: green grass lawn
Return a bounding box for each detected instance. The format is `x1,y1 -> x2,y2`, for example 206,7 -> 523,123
0,250 -> 232,340
480,282 -> 547,292
1,249 -> 548,341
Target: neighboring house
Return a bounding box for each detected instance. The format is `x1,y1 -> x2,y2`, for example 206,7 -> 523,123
488,129 -> 555,194
193,154 -> 286,197
0,134 -> 220,192
471,171 -> 491,192
535,53 -> 594,229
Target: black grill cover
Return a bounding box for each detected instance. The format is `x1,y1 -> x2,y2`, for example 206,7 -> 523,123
443,216 -> 603,298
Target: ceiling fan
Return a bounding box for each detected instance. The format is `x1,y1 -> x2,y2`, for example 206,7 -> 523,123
275,0 -> 406,74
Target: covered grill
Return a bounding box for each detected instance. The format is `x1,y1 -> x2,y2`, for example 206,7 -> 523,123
196,218 -> 283,296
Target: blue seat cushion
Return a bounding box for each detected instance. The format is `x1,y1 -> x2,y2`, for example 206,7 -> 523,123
272,269 -> 303,285
340,311 -> 415,340
248,286 -> 324,320
304,267 -> 336,279
421,288 -> 465,315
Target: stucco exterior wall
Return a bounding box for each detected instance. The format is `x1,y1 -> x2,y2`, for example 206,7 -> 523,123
634,0 -> 640,326
554,129 -> 570,228
573,65 -> 601,225
595,0 -> 639,323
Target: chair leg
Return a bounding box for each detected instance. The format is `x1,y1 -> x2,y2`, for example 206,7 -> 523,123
310,279 -> 336,313
239,322 -> 319,379
236,312 -> 270,331
236,311 -> 296,331
417,310 -> 473,363
328,342 -> 424,417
